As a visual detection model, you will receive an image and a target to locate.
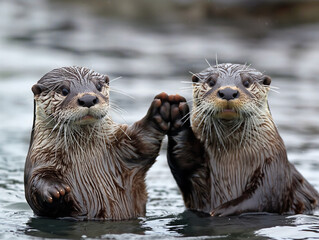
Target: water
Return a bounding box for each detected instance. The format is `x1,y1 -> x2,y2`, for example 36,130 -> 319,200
1,0 -> 319,239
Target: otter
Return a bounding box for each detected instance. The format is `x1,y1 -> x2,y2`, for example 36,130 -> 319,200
167,63 -> 319,216
25,66 -> 172,220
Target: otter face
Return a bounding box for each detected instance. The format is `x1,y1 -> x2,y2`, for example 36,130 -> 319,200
32,66 -> 110,126
192,63 -> 271,120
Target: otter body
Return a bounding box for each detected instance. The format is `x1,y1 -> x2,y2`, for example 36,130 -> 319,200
168,63 -> 319,216
25,66 -> 171,220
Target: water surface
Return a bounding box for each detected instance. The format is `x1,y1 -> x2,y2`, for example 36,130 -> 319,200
1,0 -> 319,239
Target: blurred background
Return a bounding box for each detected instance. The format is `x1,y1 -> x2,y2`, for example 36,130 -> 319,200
1,0 -> 319,239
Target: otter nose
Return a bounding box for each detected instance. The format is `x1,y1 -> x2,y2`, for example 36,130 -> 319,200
78,95 -> 99,108
217,88 -> 239,101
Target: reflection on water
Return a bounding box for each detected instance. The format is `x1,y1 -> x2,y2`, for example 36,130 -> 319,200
25,217 -> 147,239
22,212 -> 296,240
168,211 -> 293,239
1,0 -> 319,239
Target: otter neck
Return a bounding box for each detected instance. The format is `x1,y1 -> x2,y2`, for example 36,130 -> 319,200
31,117 -> 121,163
192,109 -> 285,155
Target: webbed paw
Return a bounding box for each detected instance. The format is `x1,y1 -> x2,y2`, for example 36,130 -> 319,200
146,92 -> 170,132
168,94 -> 190,134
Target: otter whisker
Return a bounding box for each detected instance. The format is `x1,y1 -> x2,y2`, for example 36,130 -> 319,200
44,115 -> 60,128
212,118 -> 227,152
205,58 -> 213,69
109,76 -> 122,83
72,126 -> 86,145
186,99 -> 194,105
49,119 -> 62,138
109,102 -> 128,124
215,54 -> 219,68
181,81 -> 198,84
192,104 -> 208,124
68,125 -> 79,146
180,86 -> 196,90
109,101 -> 127,114
109,110 -> 128,125
109,87 -> 134,100
244,63 -> 252,70
269,85 -> 280,90
192,107 -> 209,126
269,88 -> 280,94
88,123 -> 98,142
226,118 -> 243,138
106,115 -> 131,141
181,113 -> 192,125
109,107 -> 126,117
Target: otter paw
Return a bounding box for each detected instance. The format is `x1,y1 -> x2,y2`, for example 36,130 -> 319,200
35,179 -> 71,205
147,92 -> 170,132
211,205 -> 240,217
168,94 -> 190,133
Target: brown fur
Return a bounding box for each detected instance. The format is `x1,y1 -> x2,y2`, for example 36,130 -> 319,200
25,66 -> 170,220
167,63 -> 319,216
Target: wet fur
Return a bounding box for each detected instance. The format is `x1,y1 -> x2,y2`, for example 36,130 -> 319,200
167,63 -> 319,216
25,66 -> 170,220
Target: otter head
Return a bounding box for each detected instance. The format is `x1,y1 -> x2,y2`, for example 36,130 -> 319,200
192,63 -> 271,121
191,63 -> 273,147
32,66 -> 110,127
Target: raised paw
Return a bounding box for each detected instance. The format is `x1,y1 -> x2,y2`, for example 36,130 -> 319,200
168,94 -> 190,133
145,92 -> 171,132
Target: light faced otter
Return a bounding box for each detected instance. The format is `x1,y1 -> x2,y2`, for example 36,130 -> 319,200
25,66 -> 172,220
167,63 -> 319,216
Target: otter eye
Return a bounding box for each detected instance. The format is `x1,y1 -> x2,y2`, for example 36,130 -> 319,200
208,78 -> 216,87
241,73 -> 253,88
96,83 -> 103,92
61,87 -> 70,96
206,76 -> 217,87
243,80 -> 251,88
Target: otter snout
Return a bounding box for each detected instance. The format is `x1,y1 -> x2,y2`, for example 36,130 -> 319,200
217,88 -> 239,101
78,95 -> 99,108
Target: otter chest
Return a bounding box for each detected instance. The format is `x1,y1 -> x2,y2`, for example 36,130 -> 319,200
208,148 -> 263,209
64,149 -> 146,220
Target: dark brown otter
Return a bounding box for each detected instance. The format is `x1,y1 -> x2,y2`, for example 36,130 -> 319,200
167,63 -> 319,216
25,66 -> 173,220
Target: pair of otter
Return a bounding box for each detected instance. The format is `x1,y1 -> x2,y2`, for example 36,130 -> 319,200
25,64 -> 319,220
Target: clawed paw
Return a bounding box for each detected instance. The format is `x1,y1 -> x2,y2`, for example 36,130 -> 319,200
36,180 -> 71,205
210,204 -> 240,217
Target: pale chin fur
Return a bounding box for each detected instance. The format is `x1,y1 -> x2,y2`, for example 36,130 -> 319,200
54,105 -> 109,126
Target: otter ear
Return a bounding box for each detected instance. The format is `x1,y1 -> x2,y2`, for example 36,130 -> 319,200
32,84 -> 44,96
262,75 -> 271,86
104,75 -> 109,85
192,74 -> 200,83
